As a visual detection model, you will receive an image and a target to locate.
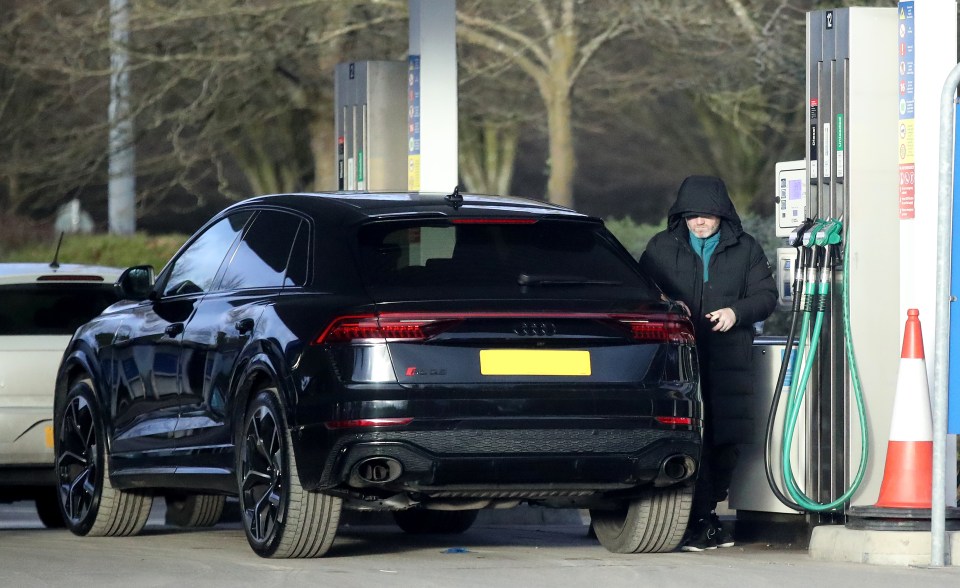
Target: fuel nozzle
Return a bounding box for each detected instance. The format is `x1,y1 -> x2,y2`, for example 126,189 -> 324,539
819,218 -> 842,246
803,219 -> 827,247
789,218 -> 817,248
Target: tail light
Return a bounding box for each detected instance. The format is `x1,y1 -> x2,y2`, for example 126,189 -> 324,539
655,416 -> 694,426
324,417 -> 413,429
315,314 -> 461,344
617,317 -> 695,344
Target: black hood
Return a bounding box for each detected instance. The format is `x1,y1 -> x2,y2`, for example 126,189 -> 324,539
666,175 -> 743,236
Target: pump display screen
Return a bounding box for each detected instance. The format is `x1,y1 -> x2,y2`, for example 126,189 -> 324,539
788,179 -> 803,200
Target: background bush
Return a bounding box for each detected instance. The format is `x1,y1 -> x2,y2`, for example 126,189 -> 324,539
0,229 -> 187,271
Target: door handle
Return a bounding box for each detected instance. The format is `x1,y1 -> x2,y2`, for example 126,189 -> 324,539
235,318 -> 255,334
164,323 -> 184,337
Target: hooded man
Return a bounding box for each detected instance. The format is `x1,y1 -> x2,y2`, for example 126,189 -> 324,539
639,175 -> 777,551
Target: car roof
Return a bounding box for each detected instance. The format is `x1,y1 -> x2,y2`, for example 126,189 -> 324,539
224,192 -> 593,225
0,263 -> 124,285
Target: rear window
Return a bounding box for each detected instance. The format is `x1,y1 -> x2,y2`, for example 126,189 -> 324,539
0,283 -> 119,335
356,219 -> 659,301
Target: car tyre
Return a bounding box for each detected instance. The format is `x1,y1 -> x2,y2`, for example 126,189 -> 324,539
238,386 -> 342,558
55,378 -> 153,537
165,493 -> 226,527
590,484 -> 693,553
392,509 -> 479,534
35,488 -> 65,528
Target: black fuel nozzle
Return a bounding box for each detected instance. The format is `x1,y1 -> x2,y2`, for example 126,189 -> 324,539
789,218 -> 817,248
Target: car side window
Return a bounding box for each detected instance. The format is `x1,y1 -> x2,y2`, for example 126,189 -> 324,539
284,220 -> 309,288
218,210 -> 301,290
162,212 -> 251,297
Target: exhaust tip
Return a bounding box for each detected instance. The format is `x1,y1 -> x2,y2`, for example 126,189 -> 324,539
655,454 -> 696,487
353,457 -> 403,485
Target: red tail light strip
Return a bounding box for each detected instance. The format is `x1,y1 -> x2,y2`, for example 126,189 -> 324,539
655,416 -> 695,426
615,317 -> 695,344
324,417 -> 413,429
316,315 -> 458,343
315,312 -> 695,345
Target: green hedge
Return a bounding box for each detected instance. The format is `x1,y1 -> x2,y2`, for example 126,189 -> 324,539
0,232 -> 188,271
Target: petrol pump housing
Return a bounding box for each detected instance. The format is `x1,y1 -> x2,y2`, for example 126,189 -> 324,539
729,7 -> 900,521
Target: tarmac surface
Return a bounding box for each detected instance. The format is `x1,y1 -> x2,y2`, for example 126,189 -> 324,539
2,501 -> 959,588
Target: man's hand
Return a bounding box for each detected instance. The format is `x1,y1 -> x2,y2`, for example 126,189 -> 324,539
706,308 -> 736,332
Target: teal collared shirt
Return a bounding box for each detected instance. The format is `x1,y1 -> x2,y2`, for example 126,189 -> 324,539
689,230 -> 720,282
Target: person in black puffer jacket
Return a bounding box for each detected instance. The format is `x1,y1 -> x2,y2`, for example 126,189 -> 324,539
639,175 -> 777,552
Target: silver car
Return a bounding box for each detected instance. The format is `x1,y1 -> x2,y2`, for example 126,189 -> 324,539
0,262 -> 122,526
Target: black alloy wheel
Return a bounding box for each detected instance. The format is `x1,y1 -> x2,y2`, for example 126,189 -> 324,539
55,379 -> 152,537
56,390 -> 101,532
240,401 -> 287,548
238,387 -> 341,558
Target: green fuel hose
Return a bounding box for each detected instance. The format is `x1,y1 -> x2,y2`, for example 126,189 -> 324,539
779,225 -> 869,512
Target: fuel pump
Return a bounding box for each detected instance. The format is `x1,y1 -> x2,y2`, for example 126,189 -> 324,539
727,7 -> 899,528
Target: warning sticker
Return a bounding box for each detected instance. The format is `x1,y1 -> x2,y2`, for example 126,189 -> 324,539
899,162 -> 915,219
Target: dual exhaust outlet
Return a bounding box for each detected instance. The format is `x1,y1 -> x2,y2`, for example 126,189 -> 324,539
352,454 -> 696,488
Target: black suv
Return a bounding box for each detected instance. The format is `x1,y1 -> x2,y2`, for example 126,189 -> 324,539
54,192 -> 701,557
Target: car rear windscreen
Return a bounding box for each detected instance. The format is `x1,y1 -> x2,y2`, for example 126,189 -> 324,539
0,283 -> 119,335
356,218 -> 660,302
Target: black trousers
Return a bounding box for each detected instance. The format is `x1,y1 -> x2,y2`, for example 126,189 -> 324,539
690,419 -> 740,523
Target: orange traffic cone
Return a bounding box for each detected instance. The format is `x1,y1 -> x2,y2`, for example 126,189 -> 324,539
874,308 -> 933,509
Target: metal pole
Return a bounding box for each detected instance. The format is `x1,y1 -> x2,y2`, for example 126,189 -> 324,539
407,0 -> 458,193
933,61 -> 960,568
108,0 -> 136,234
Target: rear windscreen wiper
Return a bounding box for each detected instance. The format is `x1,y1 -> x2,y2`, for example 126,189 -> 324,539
518,273 -> 622,286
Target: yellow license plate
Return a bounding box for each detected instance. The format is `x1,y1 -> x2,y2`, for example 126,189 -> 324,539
479,349 -> 591,376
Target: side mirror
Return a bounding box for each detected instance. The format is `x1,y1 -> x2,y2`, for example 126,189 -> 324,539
115,265 -> 155,301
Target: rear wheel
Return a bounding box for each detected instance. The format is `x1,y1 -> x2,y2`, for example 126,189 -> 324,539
165,493 -> 226,527
55,378 -> 153,537
35,488 -> 65,528
590,484 -> 693,553
393,509 -> 479,534
238,386 -> 342,558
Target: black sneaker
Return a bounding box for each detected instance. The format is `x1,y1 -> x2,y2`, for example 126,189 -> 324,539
710,513 -> 735,548
679,519 -> 718,552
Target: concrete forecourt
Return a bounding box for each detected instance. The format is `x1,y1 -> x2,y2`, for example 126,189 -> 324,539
1,502 -> 959,587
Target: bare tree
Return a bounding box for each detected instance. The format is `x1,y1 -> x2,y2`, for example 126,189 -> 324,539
0,0 -> 406,221
456,0 -> 639,208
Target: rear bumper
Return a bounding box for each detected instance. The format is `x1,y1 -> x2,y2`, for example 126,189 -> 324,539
295,423 -> 701,497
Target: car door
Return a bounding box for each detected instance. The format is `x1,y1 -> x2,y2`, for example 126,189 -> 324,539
174,210 -> 306,471
109,212 -> 252,468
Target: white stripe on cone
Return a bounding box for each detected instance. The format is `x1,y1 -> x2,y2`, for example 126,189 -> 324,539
887,358 -> 932,442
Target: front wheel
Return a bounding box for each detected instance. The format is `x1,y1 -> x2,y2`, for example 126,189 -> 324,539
55,378 -> 153,537
590,484 -> 693,553
238,386 -> 342,558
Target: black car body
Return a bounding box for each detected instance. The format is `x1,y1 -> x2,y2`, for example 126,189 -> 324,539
54,192 -> 701,557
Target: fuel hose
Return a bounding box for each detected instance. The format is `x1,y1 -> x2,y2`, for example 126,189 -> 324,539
766,219 -> 869,512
